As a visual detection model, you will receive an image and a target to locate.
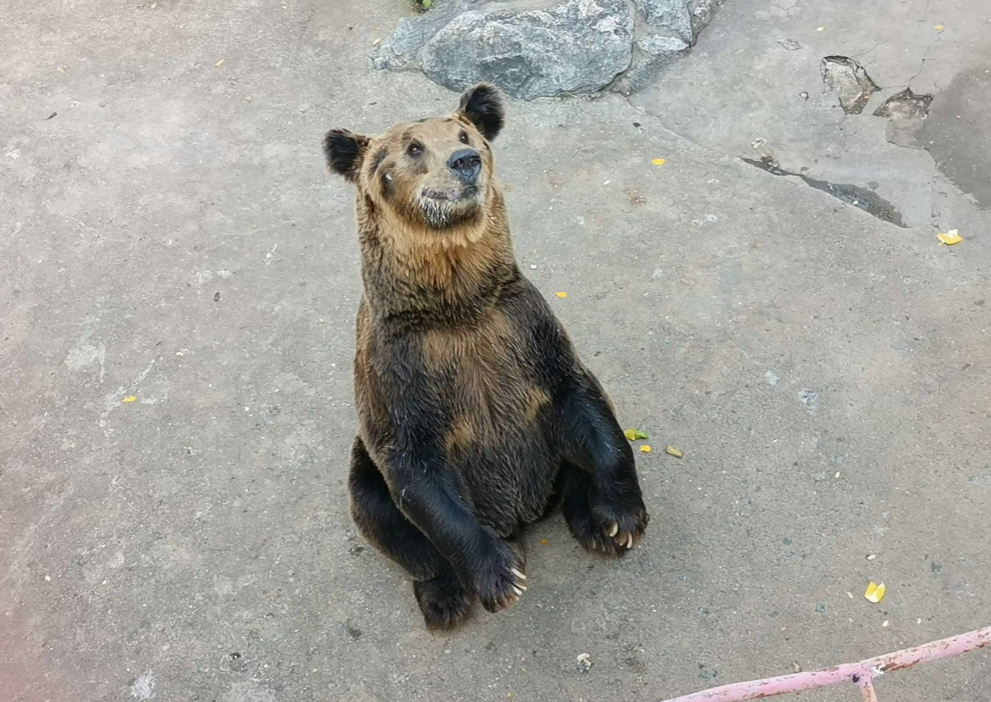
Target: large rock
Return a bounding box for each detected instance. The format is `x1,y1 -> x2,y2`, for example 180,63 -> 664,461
375,0 -> 635,101
371,0 -> 723,98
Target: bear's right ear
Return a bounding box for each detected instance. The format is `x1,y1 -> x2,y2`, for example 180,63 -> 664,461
323,129 -> 369,182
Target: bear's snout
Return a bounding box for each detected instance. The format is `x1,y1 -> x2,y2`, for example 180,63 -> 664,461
447,148 -> 482,183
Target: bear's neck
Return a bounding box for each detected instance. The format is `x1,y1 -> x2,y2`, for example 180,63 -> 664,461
358,189 -> 519,327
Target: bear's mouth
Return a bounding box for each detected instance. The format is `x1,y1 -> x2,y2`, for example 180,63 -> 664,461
422,185 -> 479,203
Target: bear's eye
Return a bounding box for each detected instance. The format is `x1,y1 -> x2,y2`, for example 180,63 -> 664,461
458,130 -> 470,145
407,142 -> 423,157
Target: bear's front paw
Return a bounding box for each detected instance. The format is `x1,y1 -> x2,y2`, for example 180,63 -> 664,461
591,497 -> 649,555
474,543 -> 527,614
565,490 -> 649,557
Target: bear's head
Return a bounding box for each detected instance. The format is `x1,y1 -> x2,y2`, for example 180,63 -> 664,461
323,84 -> 504,233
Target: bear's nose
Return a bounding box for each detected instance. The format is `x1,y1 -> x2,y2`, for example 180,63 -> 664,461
447,148 -> 482,182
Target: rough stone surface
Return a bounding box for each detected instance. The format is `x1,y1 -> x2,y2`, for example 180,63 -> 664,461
372,0 -> 716,98
418,0 -> 635,100
821,56 -> 879,114
873,88 -> 933,119
371,3 -> 467,71
632,0 -> 693,43
613,34 -> 689,96
687,0 -> 723,36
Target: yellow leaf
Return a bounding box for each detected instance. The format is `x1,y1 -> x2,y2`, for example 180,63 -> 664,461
639,445 -> 651,453
624,429 -> 648,441
555,291 -> 567,298
934,24 -> 944,30
664,445 -> 683,458
865,582 -> 886,603
651,158 -> 666,166
540,538 -> 548,545
937,229 -> 962,245
122,396 -> 137,403
214,59 -> 225,68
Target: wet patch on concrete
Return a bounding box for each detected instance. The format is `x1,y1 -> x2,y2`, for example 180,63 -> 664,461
916,67 -> 991,208
742,157 -> 907,227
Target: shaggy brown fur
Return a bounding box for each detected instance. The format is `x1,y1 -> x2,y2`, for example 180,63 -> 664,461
325,84 -> 648,630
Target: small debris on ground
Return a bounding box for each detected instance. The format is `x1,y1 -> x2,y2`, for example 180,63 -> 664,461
865,582 -> 886,603
122,396 -> 137,403
937,230 -> 962,246
639,445 -> 651,453
664,445 -> 683,458
651,158 -> 666,166
792,662 -> 802,673
576,653 -> 593,673
214,59 -> 225,68
624,429 -> 648,441
555,291 -> 567,298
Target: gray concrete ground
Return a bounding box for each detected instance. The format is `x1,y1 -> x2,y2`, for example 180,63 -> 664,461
2,1 -> 990,702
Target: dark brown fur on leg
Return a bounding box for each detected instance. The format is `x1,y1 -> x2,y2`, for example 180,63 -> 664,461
349,437 -> 480,628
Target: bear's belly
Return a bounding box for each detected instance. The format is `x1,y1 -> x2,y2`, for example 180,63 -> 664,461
442,373 -> 559,534
449,427 -> 559,535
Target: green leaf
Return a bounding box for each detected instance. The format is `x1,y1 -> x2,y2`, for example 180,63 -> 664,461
624,429 -> 648,441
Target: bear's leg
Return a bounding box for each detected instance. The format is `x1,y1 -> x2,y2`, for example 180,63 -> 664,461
555,372 -> 649,555
559,465 -> 628,557
349,437 -> 475,629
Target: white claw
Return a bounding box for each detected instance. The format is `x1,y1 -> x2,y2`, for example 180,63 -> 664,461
513,586 -> 523,596
511,567 -> 527,581
608,523 -> 619,537
626,535 -> 634,549
517,584 -> 527,591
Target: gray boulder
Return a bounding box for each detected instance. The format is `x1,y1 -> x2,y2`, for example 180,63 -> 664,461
374,0 -> 635,101
372,0 -> 720,98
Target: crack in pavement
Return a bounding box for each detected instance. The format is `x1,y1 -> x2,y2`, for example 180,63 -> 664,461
741,157 -> 907,227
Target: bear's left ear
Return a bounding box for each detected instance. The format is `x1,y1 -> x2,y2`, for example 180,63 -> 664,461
323,128 -> 369,182
457,83 -> 504,141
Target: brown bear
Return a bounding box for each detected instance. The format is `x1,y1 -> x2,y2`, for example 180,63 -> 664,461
324,84 -> 649,630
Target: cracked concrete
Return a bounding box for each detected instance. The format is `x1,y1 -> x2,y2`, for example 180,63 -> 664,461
630,0 -> 991,231
3,1 -> 991,702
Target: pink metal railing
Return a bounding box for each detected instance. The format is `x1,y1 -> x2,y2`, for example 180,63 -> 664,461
660,626 -> 991,702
